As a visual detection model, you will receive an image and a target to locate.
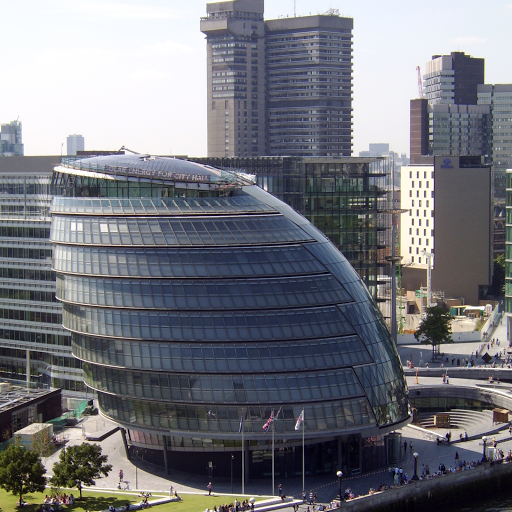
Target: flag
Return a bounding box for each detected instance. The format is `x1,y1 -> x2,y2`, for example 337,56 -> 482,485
262,410 -> 274,432
295,409 -> 304,431
239,415 -> 244,433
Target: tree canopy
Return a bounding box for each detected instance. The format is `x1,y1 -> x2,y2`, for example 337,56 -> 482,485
51,443 -> 112,499
0,444 -> 46,504
414,306 -> 453,359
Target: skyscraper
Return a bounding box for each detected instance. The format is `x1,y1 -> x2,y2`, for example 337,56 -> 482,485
265,14 -> 353,157
201,1 -> 353,158
478,84 -> 512,202
0,120 -> 23,157
67,135 -> 85,156
200,0 -> 266,158
411,52 -> 491,165
424,52 -> 484,106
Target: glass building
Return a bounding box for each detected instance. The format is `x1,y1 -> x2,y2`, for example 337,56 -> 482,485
0,161 -> 84,394
191,156 -> 392,312
50,154 -> 409,478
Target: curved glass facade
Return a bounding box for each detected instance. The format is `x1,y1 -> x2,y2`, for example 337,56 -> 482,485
50,154 -> 409,478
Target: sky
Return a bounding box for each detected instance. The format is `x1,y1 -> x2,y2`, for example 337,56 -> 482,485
1,0 -> 511,158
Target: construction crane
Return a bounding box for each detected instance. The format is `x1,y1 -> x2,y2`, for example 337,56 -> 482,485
416,66 -> 424,99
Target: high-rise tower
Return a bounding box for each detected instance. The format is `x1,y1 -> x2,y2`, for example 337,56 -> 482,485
266,14 -> 353,157
201,1 -> 353,158
201,0 -> 266,158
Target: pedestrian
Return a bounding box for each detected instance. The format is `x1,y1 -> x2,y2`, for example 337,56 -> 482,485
207,482 -> 212,495
403,440 -> 407,454
119,469 -> 124,482
169,485 -> 174,497
464,431 -> 468,442
455,451 -> 459,460
309,490 -> 314,504
410,441 -> 413,453
278,483 -> 282,496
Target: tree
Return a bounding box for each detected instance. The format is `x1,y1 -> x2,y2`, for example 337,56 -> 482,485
414,306 -> 453,360
0,444 -> 46,505
51,443 -> 112,499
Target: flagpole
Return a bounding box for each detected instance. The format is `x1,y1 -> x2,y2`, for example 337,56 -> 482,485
302,410 -> 305,494
272,420 -> 275,496
242,418 -> 245,495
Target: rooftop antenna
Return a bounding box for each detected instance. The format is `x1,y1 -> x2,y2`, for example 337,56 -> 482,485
294,0 -> 296,16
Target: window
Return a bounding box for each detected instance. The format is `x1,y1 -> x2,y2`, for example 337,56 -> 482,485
424,171 -> 427,178
409,228 -> 412,235
424,229 -> 426,236
419,181 -> 422,188
416,247 -> 419,254
416,229 -> 419,235
409,190 -> 412,197
426,239 -> 429,246
412,181 -> 414,188
411,256 -> 414,262
412,200 -> 414,207
426,220 -> 429,226
418,220 -> 421,226
431,191 -> 434,198
426,201 -> 429,207
411,238 -> 414,244
412,219 -> 414,226
419,200 -> 422,207
409,247 -> 412,254
409,171 -> 412,179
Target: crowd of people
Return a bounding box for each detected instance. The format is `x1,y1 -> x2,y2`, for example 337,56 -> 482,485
208,498 -> 254,512
38,493 -> 75,511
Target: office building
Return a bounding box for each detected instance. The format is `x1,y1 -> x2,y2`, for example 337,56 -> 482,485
478,84 -> 512,203
190,156 -> 392,310
200,0 -> 266,157
400,156 -> 492,305
201,1 -> 353,158
411,52 -> 491,165
0,120 -> 23,157
423,52 -> 484,106
265,14 -> 353,157
67,135 -> 85,156
0,157 -> 84,395
505,169 -> 512,321
50,154 -> 409,478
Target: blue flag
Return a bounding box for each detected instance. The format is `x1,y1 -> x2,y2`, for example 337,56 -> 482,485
238,415 -> 244,433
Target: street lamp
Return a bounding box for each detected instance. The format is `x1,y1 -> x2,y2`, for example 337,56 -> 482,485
336,470 -> 343,501
412,452 -> 419,480
482,436 -> 488,462
231,454 -> 234,494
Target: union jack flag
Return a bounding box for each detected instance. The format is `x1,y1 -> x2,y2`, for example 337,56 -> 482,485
262,410 -> 274,432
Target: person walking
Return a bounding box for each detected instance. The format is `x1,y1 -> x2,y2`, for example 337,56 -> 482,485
207,482 -> 212,495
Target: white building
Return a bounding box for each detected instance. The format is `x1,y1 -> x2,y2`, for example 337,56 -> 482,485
400,164 -> 435,268
66,134 -> 84,156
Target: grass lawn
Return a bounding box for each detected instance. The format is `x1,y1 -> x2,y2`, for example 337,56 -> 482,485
0,488 -> 263,511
